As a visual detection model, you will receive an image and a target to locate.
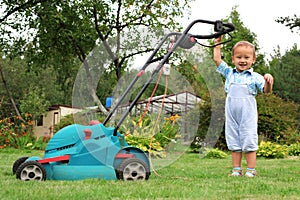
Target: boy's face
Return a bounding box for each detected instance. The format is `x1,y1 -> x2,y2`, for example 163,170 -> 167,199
232,45 -> 256,73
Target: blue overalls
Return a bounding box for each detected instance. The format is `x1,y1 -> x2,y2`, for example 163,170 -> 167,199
225,79 -> 258,152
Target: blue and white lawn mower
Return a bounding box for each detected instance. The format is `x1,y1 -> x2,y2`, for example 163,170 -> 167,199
12,19 -> 234,181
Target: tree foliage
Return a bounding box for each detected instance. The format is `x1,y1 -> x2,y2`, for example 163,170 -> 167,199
0,55 -> 64,118
19,86 -> 50,120
1,0 -> 193,78
257,93 -> 299,144
276,14 -> 300,33
0,0 -> 193,116
269,45 -> 300,102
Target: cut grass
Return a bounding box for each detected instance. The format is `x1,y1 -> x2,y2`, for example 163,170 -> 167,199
0,148 -> 299,200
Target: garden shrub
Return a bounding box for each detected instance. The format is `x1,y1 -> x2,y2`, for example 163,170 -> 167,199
0,114 -> 48,150
256,141 -> 300,158
257,94 -> 299,144
53,114 -> 75,133
288,143 -> 300,156
257,141 -> 288,158
120,114 -> 181,158
202,148 -> 228,159
154,114 -> 180,148
125,134 -> 164,158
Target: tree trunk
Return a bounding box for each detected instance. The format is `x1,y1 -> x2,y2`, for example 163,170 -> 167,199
0,62 -> 24,121
82,61 -> 108,115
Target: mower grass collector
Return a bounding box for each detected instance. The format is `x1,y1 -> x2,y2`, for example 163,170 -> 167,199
13,122 -> 151,181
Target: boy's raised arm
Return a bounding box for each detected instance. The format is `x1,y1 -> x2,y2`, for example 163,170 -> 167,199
214,36 -> 223,67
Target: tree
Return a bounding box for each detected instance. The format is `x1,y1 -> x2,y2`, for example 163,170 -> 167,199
269,45 -> 300,102
0,61 -> 23,119
19,86 -> 50,120
276,14 -> 300,33
0,0 -> 194,115
274,14 -> 300,101
0,54 -> 65,119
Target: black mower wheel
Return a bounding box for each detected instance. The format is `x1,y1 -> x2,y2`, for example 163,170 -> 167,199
116,158 -> 150,181
12,156 -> 29,175
16,161 -> 46,181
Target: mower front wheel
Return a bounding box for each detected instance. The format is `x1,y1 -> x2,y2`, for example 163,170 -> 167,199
116,158 -> 150,181
16,161 -> 46,181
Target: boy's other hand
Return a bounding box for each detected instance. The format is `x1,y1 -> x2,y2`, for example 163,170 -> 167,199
264,73 -> 274,85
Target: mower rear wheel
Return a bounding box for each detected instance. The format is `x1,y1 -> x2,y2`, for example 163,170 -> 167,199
12,156 -> 29,175
16,161 -> 46,181
117,158 -> 150,181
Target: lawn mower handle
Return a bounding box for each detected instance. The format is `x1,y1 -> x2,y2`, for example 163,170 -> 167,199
102,19 -> 234,135
191,20 -> 235,39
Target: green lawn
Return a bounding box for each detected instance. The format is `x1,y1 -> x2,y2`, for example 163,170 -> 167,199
0,148 -> 299,200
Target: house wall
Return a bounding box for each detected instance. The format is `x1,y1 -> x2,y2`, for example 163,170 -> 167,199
60,106 -> 82,117
34,109 -> 59,138
33,106 -> 82,138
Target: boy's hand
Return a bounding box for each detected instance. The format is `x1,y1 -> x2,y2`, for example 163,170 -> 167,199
264,73 -> 274,85
263,73 -> 274,93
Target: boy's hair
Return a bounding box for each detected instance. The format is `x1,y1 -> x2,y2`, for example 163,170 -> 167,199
232,41 -> 256,56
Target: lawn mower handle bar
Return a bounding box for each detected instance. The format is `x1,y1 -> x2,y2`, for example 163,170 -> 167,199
102,19 -> 234,135
191,19 -> 235,39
